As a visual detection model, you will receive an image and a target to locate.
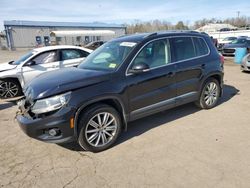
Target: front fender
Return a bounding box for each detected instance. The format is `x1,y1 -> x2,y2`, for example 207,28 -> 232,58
73,95 -> 128,138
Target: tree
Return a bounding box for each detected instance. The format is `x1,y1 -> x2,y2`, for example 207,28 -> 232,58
175,21 -> 189,30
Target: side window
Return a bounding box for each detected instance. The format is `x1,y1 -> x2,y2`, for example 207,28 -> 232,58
172,37 -> 195,61
32,51 -> 56,64
193,37 -> 209,56
247,40 -> 250,46
61,49 -> 82,61
132,39 -> 171,69
78,50 -> 90,58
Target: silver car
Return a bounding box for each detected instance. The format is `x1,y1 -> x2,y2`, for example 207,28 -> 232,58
0,45 -> 92,98
241,53 -> 250,71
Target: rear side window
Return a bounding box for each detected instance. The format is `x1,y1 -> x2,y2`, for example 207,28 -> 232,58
61,49 -> 87,61
193,37 -> 209,56
78,49 -> 90,57
172,37 -> 196,62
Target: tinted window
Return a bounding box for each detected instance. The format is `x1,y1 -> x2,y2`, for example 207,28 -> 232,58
172,37 -> 195,61
32,51 -> 56,64
132,39 -> 171,69
78,50 -> 90,57
231,38 -> 247,44
247,40 -> 250,46
61,49 -> 84,60
193,37 -> 209,56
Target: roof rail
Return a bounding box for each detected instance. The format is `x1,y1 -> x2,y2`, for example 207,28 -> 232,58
144,32 -> 158,38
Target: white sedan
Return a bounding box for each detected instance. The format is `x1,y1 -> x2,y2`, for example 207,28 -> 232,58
0,45 -> 92,98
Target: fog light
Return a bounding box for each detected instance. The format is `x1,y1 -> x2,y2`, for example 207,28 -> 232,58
48,128 -> 60,136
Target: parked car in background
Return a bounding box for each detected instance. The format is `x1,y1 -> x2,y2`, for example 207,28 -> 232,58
0,45 -> 92,98
221,37 -> 250,56
16,31 -> 224,152
85,41 -> 105,50
241,51 -> 250,71
218,37 -> 237,51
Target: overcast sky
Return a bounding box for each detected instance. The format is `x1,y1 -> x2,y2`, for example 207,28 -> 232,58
1,0 -> 249,30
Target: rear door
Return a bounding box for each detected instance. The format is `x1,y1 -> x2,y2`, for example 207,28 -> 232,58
126,39 -> 177,119
59,49 -> 89,68
21,50 -> 59,84
171,36 -> 209,103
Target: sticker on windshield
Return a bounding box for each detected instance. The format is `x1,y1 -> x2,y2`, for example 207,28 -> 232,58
109,63 -> 117,68
120,42 -> 137,47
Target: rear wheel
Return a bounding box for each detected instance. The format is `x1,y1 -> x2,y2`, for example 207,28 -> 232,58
196,78 -> 220,109
78,104 -> 122,152
0,79 -> 22,99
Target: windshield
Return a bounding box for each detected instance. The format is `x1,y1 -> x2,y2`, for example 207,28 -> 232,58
12,51 -> 34,65
79,41 -> 137,71
223,37 -> 236,41
231,38 -> 247,44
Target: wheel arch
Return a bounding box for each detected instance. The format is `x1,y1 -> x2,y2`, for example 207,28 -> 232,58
200,73 -> 223,97
0,77 -> 22,87
74,97 -> 128,138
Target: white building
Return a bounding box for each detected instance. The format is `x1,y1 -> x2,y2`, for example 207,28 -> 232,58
196,23 -> 237,33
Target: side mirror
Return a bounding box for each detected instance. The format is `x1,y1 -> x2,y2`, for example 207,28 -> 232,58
129,63 -> 150,74
26,60 -> 36,66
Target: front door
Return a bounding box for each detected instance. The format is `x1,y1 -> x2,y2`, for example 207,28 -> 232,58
21,50 -> 59,85
126,39 -> 176,120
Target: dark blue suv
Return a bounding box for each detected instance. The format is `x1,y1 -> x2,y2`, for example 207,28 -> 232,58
17,31 -> 224,152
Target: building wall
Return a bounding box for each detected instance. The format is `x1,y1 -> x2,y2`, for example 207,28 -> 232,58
7,26 -> 125,48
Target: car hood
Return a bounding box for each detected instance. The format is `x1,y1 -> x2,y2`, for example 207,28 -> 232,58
223,43 -> 247,48
0,61 -> 17,72
24,67 -> 111,100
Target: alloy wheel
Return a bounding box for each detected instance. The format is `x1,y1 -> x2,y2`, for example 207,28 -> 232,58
85,112 -> 118,147
0,81 -> 19,98
204,82 -> 219,106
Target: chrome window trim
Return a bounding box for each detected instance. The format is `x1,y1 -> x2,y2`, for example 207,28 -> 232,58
126,36 -> 211,76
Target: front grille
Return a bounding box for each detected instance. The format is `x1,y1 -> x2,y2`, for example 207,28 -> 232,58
223,48 -> 235,53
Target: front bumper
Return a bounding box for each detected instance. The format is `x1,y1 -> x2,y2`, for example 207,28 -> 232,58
222,48 -> 235,56
241,60 -> 250,71
16,106 -> 77,143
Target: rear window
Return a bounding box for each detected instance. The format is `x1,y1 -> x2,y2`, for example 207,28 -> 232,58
172,37 -> 196,61
193,37 -> 209,56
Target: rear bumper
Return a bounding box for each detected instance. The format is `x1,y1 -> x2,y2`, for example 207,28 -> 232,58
16,107 -> 77,143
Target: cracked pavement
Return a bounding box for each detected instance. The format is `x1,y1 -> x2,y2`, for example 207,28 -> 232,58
0,50 -> 250,187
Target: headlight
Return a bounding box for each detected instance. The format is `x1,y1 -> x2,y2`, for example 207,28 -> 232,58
31,92 -> 71,114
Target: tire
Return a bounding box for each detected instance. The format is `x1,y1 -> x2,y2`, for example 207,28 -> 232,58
78,104 -> 122,152
0,79 -> 22,99
196,78 -> 221,109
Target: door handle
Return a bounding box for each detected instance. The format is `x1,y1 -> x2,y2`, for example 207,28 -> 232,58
52,65 -> 59,68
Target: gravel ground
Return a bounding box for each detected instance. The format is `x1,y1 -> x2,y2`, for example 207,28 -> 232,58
0,50 -> 250,188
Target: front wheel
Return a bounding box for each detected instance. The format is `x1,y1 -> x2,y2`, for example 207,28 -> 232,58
196,78 -> 221,109
78,104 -> 122,152
0,79 -> 22,99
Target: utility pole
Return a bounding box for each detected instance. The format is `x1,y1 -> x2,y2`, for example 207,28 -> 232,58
237,11 -> 240,18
